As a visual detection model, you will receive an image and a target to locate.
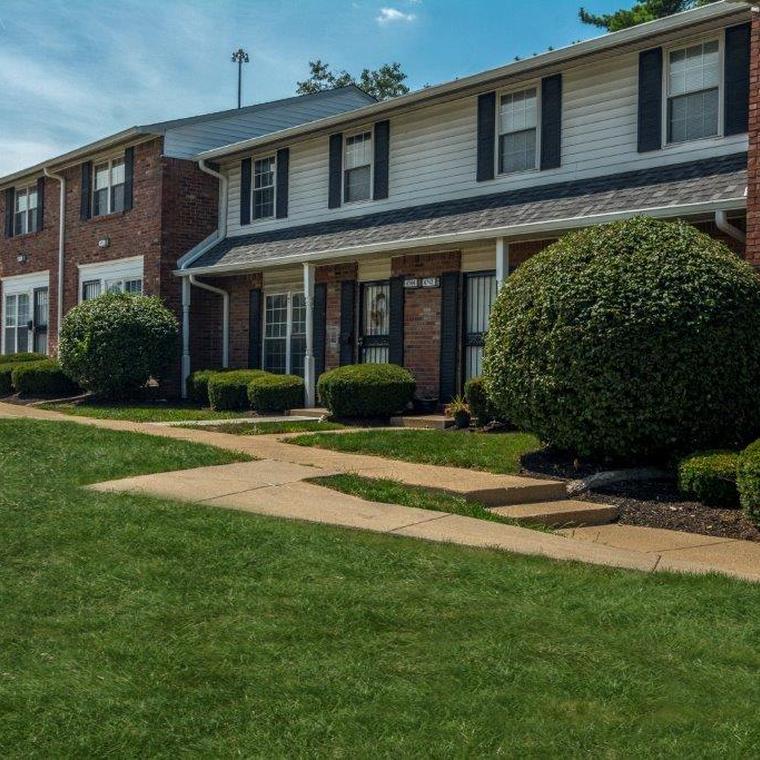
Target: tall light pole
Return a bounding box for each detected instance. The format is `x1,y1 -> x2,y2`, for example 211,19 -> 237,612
231,48 -> 249,109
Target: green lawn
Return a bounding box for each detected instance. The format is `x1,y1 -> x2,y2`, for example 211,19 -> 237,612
42,401 -> 254,423
308,473 -> 548,527
289,428 -> 542,473
3,419 -> 760,756
194,419 -> 347,435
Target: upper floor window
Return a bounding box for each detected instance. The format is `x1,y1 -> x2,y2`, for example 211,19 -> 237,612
14,185 -> 38,236
667,40 -> 720,144
499,88 -> 538,174
344,131 -> 372,202
93,157 -> 126,217
81,276 -> 142,301
253,156 -> 276,220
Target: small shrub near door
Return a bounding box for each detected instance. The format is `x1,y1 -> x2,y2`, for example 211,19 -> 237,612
678,450 -> 740,508
59,293 -> 178,399
248,374 -> 304,414
11,360 -> 79,398
318,364 -> 415,418
187,369 -> 231,407
207,370 -> 268,411
465,377 -> 507,428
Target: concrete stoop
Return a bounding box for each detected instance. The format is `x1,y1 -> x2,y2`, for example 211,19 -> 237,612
489,500 -> 619,527
389,414 -> 454,430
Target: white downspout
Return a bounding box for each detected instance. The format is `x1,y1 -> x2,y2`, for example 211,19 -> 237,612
714,210 -> 746,245
43,166 -> 66,352
303,263 -> 315,407
178,160 -> 230,397
495,237 -> 509,288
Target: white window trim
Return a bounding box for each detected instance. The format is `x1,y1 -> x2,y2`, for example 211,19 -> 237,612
250,154 -> 278,223
495,81 -> 542,177
662,35 -> 724,148
262,290 -> 305,375
14,182 -> 39,237
92,154 -> 126,218
1,271 -> 49,356
342,128 -> 374,205
77,256 -> 144,303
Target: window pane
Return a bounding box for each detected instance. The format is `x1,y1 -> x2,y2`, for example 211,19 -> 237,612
5,295 -> 17,327
15,188 -> 27,214
265,294 -> 288,338
264,338 -> 287,374
500,129 -> 537,173
3,329 -> 14,355
14,211 -> 25,236
82,280 -> 102,301
27,188 -> 38,210
16,294 -> 29,352
111,159 -> 125,187
93,187 -> 108,217
94,162 -> 110,190
253,187 -> 274,219
124,279 -> 143,294
345,165 -> 371,202
668,88 -> 718,143
254,157 -> 275,189
34,289 -> 48,327
111,184 -> 125,214
363,283 -> 389,337
105,280 -> 124,294
500,88 -> 537,134
345,132 -> 372,170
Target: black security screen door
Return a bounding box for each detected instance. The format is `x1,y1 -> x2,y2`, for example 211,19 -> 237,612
33,287 -> 48,355
359,281 -> 390,364
463,271 -> 497,380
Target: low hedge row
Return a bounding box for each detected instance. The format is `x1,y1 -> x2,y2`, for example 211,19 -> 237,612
248,374 -> 303,414
198,368 -> 306,413
208,370 -> 269,411
677,450 -> 740,508
0,358 -> 79,398
0,352 -> 47,365
318,364 -> 415,418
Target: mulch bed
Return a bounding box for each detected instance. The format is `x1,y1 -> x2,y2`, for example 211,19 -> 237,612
521,448 -> 760,543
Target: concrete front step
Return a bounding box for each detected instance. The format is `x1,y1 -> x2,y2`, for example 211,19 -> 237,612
489,500 -> 619,527
289,407 -> 329,419
389,414 -> 454,430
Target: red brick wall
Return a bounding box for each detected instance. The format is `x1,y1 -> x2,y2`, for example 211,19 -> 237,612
317,262 -> 357,371
748,12 -> 760,266
391,251 -> 461,399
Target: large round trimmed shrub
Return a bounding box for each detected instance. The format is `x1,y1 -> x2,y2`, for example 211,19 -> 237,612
678,450 -> 739,508
247,374 -> 304,413
12,359 -> 79,398
207,369 -> 268,411
484,217 -> 760,460
59,293 -> 179,399
318,364 -> 415,418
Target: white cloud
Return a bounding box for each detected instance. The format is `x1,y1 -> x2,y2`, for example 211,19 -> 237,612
376,7 -> 416,25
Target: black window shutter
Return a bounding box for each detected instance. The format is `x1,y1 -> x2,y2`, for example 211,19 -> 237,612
388,276 -> 405,366
540,74 -> 562,170
439,271 -> 459,403
339,279 -> 355,365
637,47 -> 663,153
80,161 -> 92,220
725,22 -> 751,136
36,177 -> 45,231
276,147 -> 289,218
4,187 -> 14,238
240,158 -> 252,226
373,120 -> 390,200
476,92 -> 496,182
123,146 -> 135,211
248,288 -> 262,369
313,282 -> 327,379
328,133 -> 343,209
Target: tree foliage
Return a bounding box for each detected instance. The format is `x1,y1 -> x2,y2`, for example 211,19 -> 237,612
296,60 -> 409,100
579,0 -> 716,32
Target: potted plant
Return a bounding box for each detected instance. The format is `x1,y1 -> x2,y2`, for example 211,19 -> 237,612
445,395 -> 471,429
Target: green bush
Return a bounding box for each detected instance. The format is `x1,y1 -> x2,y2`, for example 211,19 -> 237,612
0,365 -> 16,396
738,440 -> 760,526
678,450 -> 739,508
0,352 -> 47,365
465,377 -> 507,427
11,359 -> 79,398
248,374 -> 304,414
318,364 -> 415,418
187,369 -> 226,407
484,217 -> 760,460
207,370 -> 268,411
59,293 -> 178,400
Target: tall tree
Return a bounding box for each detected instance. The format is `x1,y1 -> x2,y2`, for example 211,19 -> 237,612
296,60 -> 409,101
579,0 -> 716,32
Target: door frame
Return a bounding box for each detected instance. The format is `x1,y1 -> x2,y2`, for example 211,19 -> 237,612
461,269 -> 497,385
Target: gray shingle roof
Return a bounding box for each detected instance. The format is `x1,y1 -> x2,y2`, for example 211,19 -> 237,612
191,153 -> 747,271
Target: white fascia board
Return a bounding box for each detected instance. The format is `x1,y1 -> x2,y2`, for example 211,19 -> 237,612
195,2 -> 747,162
174,196 -> 747,277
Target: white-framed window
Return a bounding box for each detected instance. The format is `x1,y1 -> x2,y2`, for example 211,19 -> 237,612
78,256 -> 144,302
344,131 -> 373,203
93,156 -> 126,217
14,184 -> 39,236
1,271 -> 49,356
252,156 -> 276,220
263,291 -> 306,377
666,39 -> 721,145
498,87 -> 539,174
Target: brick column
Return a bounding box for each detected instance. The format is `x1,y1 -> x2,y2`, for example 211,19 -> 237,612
746,11 -> 760,266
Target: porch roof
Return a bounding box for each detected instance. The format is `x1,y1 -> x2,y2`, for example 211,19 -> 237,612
185,153 -> 748,274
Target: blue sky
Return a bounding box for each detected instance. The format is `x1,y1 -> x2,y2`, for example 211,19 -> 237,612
0,0 -> 622,176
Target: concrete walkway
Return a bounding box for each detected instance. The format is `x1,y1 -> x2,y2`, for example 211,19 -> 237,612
2,401 -> 759,583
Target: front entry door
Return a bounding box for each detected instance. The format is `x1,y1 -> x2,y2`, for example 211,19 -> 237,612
32,287 -> 49,355
359,281 -> 390,364
463,271 -> 497,380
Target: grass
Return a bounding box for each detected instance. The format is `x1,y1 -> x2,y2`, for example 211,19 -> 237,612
307,472 -> 549,528
289,428 -> 542,474
3,419 -> 760,756
193,419 -> 347,435
42,401 -> 254,423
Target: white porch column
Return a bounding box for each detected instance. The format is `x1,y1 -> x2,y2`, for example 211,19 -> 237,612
181,276 -> 191,399
303,263 -> 316,407
495,237 -> 509,288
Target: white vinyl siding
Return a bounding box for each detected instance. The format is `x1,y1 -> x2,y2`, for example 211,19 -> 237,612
78,256 -> 144,302
223,26 -> 746,238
